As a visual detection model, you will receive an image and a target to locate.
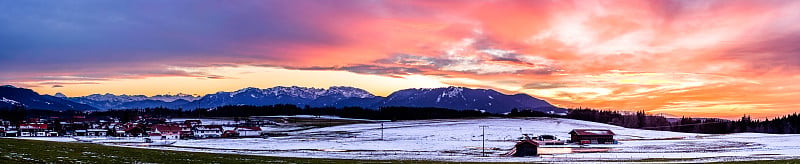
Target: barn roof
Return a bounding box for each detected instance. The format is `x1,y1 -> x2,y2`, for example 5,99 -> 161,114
569,129 -> 615,136
18,124 -> 47,130
152,125 -> 182,133
515,139 -> 540,147
193,125 -> 223,130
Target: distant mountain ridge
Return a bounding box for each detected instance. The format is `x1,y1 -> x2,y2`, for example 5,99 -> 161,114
379,87 -> 555,113
0,85 -> 564,114
63,92 -> 199,110
0,85 -> 97,110
189,86 -> 376,109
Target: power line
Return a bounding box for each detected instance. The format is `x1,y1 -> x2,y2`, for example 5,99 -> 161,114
479,125 -> 488,157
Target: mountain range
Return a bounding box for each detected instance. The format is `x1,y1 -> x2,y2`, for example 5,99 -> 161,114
0,85 -> 564,114
0,85 -> 97,111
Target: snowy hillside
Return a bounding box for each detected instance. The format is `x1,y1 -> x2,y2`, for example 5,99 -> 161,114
0,85 -> 98,110
92,117 -> 800,162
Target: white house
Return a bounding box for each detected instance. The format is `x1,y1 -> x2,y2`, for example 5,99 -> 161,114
192,125 -> 223,138
151,125 -> 181,140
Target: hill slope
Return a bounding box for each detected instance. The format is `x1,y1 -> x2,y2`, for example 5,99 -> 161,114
0,85 -> 97,110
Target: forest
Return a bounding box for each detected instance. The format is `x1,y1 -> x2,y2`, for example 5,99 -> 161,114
512,108 -> 800,134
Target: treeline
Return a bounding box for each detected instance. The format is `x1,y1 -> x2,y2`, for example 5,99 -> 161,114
0,105 -> 26,125
6,104 -> 800,134
719,114 -> 800,134
552,108 -> 800,134
564,108 -> 671,130
1,105 -> 86,125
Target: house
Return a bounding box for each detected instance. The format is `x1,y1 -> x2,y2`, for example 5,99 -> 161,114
87,129 -> 108,136
19,124 -> 49,137
74,129 -> 87,136
151,125 -> 181,140
4,130 -> 19,137
178,120 -> 201,139
222,130 -> 238,138
178,124 -> 193,139
506,139 -> 540,157
235,127 -> 263,137
569,129 -> 616,144
192,125 -> 223,138
147,133 -> 162,141
123,126 -> 145,137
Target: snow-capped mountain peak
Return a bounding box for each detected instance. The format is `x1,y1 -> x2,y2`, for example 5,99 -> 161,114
150,93 -> 200,102
231,87 -> 263,97
264,86 -> 326,99
83,93 -> 148,102
323,86 -> 375,98
53,92 -> 67,98
441,86 -> 465,98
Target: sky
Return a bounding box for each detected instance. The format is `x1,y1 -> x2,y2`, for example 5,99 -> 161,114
1,0 -> 799,119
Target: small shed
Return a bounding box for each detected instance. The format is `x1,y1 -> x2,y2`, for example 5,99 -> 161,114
569,129 -> 615,144
235,127 -> 263,137
506,140 -> 540,157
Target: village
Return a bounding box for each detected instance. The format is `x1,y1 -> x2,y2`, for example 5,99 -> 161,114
0,115 -> 281,140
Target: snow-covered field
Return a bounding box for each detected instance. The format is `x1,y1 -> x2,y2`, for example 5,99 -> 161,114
15,118 -> 800,163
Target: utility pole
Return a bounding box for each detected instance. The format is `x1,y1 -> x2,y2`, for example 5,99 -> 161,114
380,122 -> 384,140
479,125 -> 488,156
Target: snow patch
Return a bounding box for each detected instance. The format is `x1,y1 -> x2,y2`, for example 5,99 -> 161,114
1,97 -> 21,105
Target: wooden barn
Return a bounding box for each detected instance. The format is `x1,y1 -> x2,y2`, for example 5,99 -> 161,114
506,139 -> 540,157
569,129 -> 615,144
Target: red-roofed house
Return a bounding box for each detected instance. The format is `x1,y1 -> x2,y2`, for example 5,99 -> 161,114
569,129 -> 615,144
151,125 -> 181,140
19,124 -> 49,137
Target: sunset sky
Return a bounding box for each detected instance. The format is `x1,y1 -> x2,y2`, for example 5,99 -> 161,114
2,0 -> 799,119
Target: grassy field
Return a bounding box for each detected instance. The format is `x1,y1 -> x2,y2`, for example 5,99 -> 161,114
0,138 -> 434,163
2,138 -> 799,163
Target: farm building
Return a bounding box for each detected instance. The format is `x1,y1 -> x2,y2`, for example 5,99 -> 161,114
18,124 -> 50,137
506,139 -> 540,157
235,127 -> 262,137
569,129 -> 615,144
